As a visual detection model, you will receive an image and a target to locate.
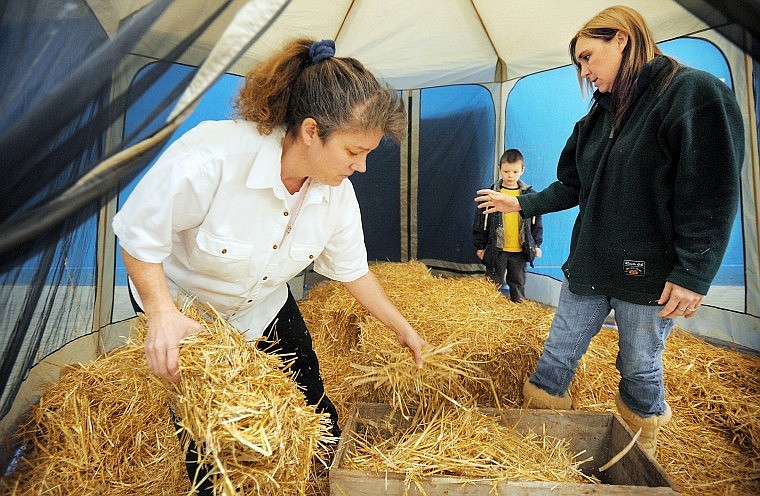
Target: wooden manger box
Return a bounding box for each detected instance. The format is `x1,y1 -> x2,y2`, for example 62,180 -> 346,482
330,403 -> 679,495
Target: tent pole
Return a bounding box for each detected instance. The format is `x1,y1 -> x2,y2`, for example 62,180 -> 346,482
496,81 -> 505,180
742,48 -> 760,316
400,89 -> 420,262
92,59 -> 137,353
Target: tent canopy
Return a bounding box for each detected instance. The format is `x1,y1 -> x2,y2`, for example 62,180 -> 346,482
86,0 -> 712,87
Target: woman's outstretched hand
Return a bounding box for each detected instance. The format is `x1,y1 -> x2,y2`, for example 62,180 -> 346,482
475,189 -> 522,214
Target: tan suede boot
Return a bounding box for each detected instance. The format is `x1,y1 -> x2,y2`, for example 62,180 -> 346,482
522,379 -> 572,410
615,393 -> 672,457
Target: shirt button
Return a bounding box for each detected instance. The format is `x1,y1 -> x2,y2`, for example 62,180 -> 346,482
273,244 -> 278,250
221,248 -> 227,254
309,254 -> 314,259
247,299 -> 252,303
283,211 -> 289,216
262,276 -> 268,281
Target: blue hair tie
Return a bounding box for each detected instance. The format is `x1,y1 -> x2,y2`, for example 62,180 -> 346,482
308,39 -> 336,64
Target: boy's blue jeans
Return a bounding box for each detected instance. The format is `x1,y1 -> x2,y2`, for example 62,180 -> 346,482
529,278 -> 674,417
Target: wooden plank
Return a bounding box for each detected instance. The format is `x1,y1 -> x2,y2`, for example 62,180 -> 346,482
332,474 -> 500,496
601,417 -> 680,490
331,478 -> 681,496
497,481 -> 681,495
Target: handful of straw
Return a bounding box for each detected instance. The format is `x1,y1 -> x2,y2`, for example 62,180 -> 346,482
165,305 -> 336,495
348,336 -> 489,416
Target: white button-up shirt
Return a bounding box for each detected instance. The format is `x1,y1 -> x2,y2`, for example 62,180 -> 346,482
113,120 -> 369,338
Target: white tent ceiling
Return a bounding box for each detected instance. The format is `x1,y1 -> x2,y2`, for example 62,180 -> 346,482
86,0 -> 711,88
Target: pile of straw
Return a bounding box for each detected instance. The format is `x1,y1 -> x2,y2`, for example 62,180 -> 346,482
3,304 -> 335,496
0,344 -> 187,495
344,402 -> 598,491
299,262 -> 551,419
300,260 -> 759,496
167,306 -> 335,495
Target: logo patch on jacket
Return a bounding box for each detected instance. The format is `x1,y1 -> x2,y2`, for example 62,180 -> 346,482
623,260 -> 645,276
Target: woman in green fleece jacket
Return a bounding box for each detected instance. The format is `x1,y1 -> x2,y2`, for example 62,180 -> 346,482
475,5 -> 743,457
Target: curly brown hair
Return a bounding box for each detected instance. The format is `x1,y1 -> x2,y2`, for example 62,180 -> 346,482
234,38 -> 406,143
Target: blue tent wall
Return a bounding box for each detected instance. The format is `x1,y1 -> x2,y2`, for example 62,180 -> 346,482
417,85 -> 495,267
350,139 -> 402,262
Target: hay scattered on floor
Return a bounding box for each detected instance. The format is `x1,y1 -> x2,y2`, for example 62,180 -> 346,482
574,326 -> 760,496
0,344 -> 187,496
5,261 -> 757,496
302,260 -> 760,496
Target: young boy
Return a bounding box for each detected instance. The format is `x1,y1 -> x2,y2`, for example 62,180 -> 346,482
473,149 -> 543,303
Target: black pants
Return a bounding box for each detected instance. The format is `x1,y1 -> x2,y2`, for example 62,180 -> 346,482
497,251 -> 527,303
129,285 -> 337,494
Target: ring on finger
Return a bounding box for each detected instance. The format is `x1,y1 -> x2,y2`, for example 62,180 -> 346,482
686,307 -> 697,312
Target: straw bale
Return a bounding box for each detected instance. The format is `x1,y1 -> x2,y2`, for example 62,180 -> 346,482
162,305 -> 336,495
1,343 -> 188,496
300,260 -> 760,496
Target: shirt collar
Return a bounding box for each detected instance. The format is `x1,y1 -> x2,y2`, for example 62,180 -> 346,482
246,127 -> 285,190
593,56 -> 671,110
633,55 -> 671,99
245,126 -> 330,204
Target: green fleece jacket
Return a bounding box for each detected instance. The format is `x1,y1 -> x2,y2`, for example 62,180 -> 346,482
518,56 -> 744,305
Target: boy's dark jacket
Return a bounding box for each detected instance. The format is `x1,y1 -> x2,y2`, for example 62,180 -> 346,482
517,56 -> 743,305
473,179 -> 543,273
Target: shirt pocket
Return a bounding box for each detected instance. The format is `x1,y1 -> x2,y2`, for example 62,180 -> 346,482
271,242 -> 324,285
290,243 -> 323,262
188,229 -> 253,282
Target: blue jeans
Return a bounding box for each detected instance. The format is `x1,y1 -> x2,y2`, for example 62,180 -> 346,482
530,279 -> 673,417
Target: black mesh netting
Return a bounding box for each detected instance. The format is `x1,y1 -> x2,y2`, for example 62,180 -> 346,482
0,0 -> 287,429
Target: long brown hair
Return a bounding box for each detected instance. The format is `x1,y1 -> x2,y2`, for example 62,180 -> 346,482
569,5 -> 679,129
234,38 -> 406,143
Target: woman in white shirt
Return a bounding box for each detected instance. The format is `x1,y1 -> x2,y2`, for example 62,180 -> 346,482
113,38 -> 426,492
